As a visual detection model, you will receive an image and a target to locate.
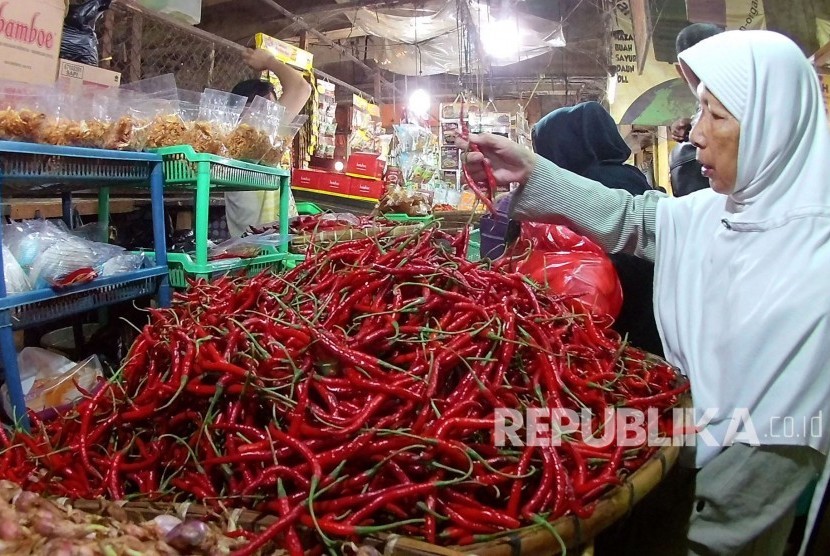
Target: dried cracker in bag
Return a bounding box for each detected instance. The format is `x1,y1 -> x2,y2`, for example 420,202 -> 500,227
183,89 -> 246,156
260,114 -> 307,167
226,96 -> 285,161
36,91 -> 93,147
144,98 -> 187,149
0,83 -> 47,142
110,75 -> 178,151
84,89 -> 117,149
104,91 -> 152,151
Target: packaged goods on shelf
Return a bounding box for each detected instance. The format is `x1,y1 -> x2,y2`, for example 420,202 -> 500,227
313,80 -> 336,159
0,348 -> 103,420
226,96 -> 286,162
0,76 -> 294,159
260,114 -> 307,168
181,89 -> 246,156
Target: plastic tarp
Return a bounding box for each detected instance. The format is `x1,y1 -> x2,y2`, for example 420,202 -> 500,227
312,0 -> 564,76
137,0 -> 201,25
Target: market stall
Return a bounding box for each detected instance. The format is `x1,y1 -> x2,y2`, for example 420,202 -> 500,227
0,1 -> 748,555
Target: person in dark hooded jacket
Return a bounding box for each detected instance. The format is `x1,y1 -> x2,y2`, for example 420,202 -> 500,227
531,102 -> 652,196
479,101 -> 663,356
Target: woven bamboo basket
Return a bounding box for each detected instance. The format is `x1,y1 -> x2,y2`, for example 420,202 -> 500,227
71,441 -> 678,556
432,211 -> 483,233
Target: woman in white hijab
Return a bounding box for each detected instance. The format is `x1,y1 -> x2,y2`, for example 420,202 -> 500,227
459,30 -> 830,554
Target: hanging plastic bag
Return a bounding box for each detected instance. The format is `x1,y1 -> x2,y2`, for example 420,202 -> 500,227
510,222 -> 623,318
208,231 -> 292,260
137,0 -> 201,25
60,0 -> 113,66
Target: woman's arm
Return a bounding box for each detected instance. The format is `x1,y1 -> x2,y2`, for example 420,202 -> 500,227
243,49 -> 312,122
511,156 -> 665,261
458,133 -> 665,262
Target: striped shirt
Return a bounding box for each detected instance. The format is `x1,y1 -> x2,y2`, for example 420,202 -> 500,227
508,155 -> 666,262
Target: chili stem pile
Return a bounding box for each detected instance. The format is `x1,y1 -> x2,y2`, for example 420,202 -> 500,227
0,225 -> 687,555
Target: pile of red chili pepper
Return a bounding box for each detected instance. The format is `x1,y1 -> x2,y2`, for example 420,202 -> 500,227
0,225 -> 688,555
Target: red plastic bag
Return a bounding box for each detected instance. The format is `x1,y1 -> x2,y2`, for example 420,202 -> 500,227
510,223 -> 623,318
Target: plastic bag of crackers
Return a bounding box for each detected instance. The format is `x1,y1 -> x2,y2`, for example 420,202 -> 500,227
103,91 -> 154,151
226,96 -> 285,162
143,97 -> 188,150
182,89 -> 246,156
0,82 -> 47,143
260,114 -> 308,167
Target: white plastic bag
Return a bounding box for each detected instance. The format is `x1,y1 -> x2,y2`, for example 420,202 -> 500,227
2,245 -> 31,294
208,232 -> 291,260
101,252 -> 145,276
28,236 -> 125,289
3,219 -> 71,271
1,348 -> 104,421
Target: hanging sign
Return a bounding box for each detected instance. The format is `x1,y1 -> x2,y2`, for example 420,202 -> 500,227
610,0 -> 766,126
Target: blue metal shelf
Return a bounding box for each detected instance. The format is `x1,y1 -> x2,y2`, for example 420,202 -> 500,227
0,141 -> 171,429
0,141 -> 161,189
0,266 -> 168,329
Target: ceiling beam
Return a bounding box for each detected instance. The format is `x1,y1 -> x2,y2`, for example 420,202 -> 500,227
253,0 -> 403,95
630,0 -> 652,75
292,0 -> 412,17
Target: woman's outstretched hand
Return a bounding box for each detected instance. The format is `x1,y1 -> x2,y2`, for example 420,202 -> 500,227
456,133 -> 537,187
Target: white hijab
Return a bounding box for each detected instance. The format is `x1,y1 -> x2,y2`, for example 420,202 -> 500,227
654,30 -> 830,470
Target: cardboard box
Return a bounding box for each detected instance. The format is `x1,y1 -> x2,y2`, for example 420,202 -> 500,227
57,59 -> 121,91
292,168 -> 325,190
350,177 -> 385,199
319,172 -> 350,195
346,152 -> 385,180
0,0 -> 66,85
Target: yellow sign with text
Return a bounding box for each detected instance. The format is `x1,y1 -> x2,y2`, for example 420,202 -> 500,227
820,74 -> 830,119
610,0 -> 766,126
254,33 -> 313,72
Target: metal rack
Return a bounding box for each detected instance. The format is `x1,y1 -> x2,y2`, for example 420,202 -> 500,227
0,141 -> 171,428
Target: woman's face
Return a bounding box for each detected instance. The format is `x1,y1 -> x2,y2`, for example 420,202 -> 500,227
689,84 -> 740,194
